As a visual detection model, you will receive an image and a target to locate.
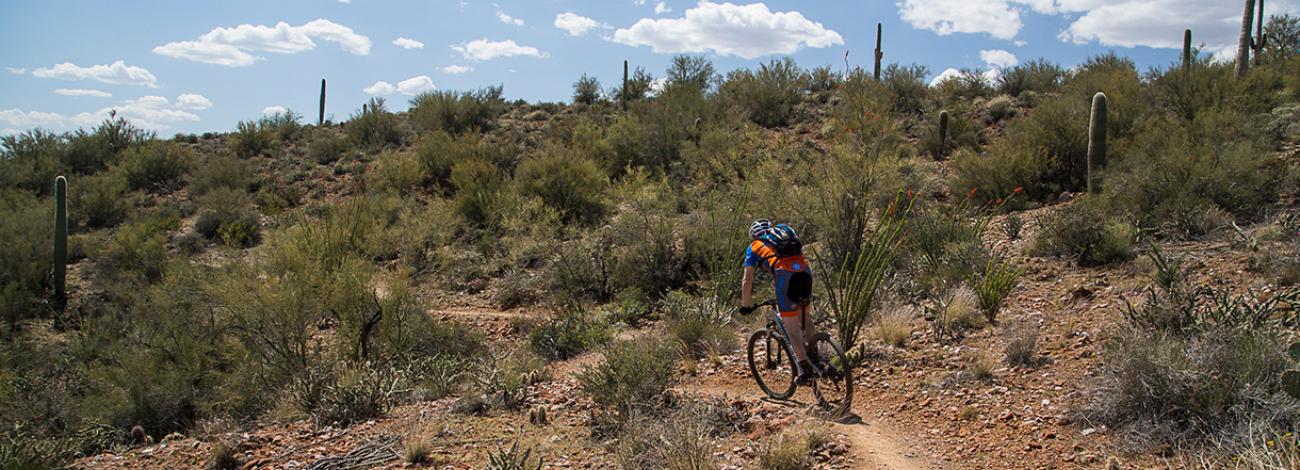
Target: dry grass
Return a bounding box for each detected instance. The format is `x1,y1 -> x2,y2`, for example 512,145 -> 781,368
873,307 -> 914,348
964,350 -> 996,382
758,424 -> 833,470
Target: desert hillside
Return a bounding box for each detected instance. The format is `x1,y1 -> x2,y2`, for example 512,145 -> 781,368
5,20 -> 1300,470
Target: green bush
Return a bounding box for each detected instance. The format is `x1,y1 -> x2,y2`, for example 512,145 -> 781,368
665,55 -> 715,93
194,188 -> 260,247
967,256 -> 1021,323
450,159 -> 506,230
578,338 -> 676,414
231,119 -> 276,158
408,87 -> 507,134
120,141 -> 191,193
613,66 -> 656,103
1031,198 -> 1135,266
313,366 -> 399,426
514,145 -> 608,224
920,108 -> 983,159
997,59 -> 1065,97
190,155 -> 255,196
881,63 -> 929,115
346,97 -> 404,149
661,293 -> 735,359
528,309 -> 612,360
370,149 -> 427,196
307,131 -> 354,165
100,223 -> 167,283
573,74 -> 602,105
719,57 -> 805,128
261,110 -> 303,143
0,191 -> 52,324
73,171 -> 130,229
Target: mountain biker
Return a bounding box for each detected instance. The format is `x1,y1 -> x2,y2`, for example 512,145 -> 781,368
739,220 -> 817,382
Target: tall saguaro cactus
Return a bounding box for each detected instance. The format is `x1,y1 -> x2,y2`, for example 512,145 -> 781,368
1087,93 -> 1108,194
318,79 -> 327,125
873,23 -> 883,81
1236,0 -> 1258,78
1252,0 -> 1267,67
938,110 -> 950,155
622,60 -> 629,111
1182,29 -> 1193,73
52,176 -> 67,300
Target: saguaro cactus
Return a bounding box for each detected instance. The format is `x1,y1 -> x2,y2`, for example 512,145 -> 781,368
622,60 -> 629,111
873,23 -> 883,81
938,110 -> 950,154
318,79 -> 327,125
1252,0 -> 1267,67
1236,0 -> 1257,78
1087,93 -> 1108,193
52,176 -> 67,300
1182,29 -> 1193,73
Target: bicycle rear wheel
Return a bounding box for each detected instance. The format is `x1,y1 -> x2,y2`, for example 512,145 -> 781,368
808,332 -> 853,416
747,329 -> 796,400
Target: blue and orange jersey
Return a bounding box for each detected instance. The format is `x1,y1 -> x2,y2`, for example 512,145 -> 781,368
743,239 -> 810,276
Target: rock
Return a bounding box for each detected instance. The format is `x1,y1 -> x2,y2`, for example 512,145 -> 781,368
1081,428 -> 1097,437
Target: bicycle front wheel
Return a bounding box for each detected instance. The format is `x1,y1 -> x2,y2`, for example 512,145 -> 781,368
747,329 -> 796,400
808,332 -> 853,416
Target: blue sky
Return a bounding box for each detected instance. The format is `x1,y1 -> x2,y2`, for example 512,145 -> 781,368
2,0 -> 1297,135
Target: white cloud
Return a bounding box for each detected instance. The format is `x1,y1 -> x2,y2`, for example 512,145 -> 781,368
6,67 -> 26,74
0,109 -> 67,129
263,105 -> 288,115
898,0 -> 1022,40
451,39 -> 546,61
392,37 -> 424,49
364,81 -> 396,95
440,64 -> 474,74
979,49 -> 1019,68
496,9 -> 525,26
154,19 -> 371,66
929,68 -> 961,86
555,12 -> 605,37
176,93 -> 213,110
72,95 -> 202,130
396,75 -> 436,95
634,0 -> 647,4
655,2 -> 672,14
32,60 -> 159,88
611,1 -> 844,59
53,88 -> 112,98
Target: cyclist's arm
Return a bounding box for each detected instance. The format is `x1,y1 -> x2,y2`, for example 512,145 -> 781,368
741,266 -> 755,308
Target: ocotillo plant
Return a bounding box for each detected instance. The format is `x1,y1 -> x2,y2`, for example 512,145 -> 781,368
52,175 -> 67,300
1236,0 -> 1257,78
622,60 -> 628,111
938,110 -> 950,155
1252,0 -> 1267,67
1087,93 -> 1108,193
873,23 -> 883,81
319,79 -> 327,125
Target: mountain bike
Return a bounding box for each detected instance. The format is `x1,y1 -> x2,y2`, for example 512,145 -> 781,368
745,299 -> 853,415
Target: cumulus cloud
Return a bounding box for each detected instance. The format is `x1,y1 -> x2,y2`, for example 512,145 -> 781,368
263,106 -> 288,115
154,19 -> 371,66
396,75 -> 436,95
32,60 -> 159,88
54,88 -> 112,98
611,1 -> 844,59
440,65 -> 474,74
364,81 -> 396,95
451,39 -> 546,61
392,37 -> 424,49
898,0 -> 1022,40
496,9 -> 525,26
176,93 -> 213,110
0,109 -> 67,129
655,2 -> 671,14
6,67 -> 27,74
555,12 -> 606,37
979,49 -> 1019,69
929,67 -> 962,86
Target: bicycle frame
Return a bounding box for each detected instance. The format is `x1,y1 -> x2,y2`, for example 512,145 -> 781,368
762,301 -> 825,377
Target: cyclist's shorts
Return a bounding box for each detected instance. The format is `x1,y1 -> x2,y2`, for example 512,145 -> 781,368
778,306 -> 806,318
774,265 -> 812,316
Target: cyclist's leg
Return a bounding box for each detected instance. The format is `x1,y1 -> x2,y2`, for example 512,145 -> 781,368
800,305 -> 819,361
780,310 -> 807,362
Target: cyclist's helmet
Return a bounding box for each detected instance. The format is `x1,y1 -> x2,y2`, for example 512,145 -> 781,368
749,219 -> 773,239
767,224 -> 798,242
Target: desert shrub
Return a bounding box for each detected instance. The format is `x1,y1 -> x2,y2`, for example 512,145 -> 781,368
759,425 -> 832,470
469,348 -> 545,411
408,86 -> 507,134
261,110 -> 303,143
450,159 -> 506,230
231,119 -> 276,158
485,439 -> 544,470
1032,198 -> 1135,266
99,223 -> 167,282
313,366 -> 400,426
997,59 -> 1065,97
1002,320 -> 1041,367
963,350 -> 996,382
579,338 -> 676,414
920,108 -> 982,158
0,130 -> 69,194
934,69 -> 994,102
613,66 -> 655,103
528,309 -> 612,360
194,188 -> 260,247
1002,214 -> 1023,240
661,292 -> 735,359
614,401 -> 734,470
664,55 -> 715,93
346,97 -> 403,149
806,65 -> 839,96
0,431 -> 68,470
605,85 -> 709,175
370,149 -> 427,196
412,131 -> 515,193
190,155 -> 255,196
881,63 -> 929,115
541,234 -> 614,306
514,145 -> 607,224
73,171 -> 130,229
928,285 -> 982,342
307,132 -> 354,164
573,74 -> 602,105
873,307 -> 913,348
1062,52 -> 1142,139
120,141 -> 190,193
0,192 -> 52,325
967,256 -> 1020,323
720,57 -> 805,127
605,178 -> 688,298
